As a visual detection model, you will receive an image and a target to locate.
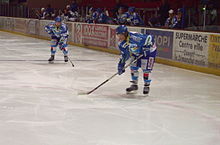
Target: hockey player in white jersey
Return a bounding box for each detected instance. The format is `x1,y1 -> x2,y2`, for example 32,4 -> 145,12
45,17 -> 69,62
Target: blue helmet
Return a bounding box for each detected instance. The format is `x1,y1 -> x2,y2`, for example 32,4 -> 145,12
116,25 -> 128,35
128,7 -> 135,13
55,16 -> 62,22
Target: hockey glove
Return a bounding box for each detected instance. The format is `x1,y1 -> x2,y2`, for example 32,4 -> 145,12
118,61 -> 125,75
142,46 -> 150,57
48,31 -> 54,35
60,37 -> 67,43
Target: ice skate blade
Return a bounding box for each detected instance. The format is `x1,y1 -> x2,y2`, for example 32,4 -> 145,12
48,61 -> 54,64
143,93 -> 149,97
126,90 -> 137,94
143,92 -> 149,95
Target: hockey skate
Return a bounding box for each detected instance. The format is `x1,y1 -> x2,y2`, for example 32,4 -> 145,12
48,55 -> 55,63
64,55 -> 68,62
126,81 -> 138,94
143,83 -> 150,95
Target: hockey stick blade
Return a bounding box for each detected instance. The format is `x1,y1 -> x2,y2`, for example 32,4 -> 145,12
77,55 -> 143,95
77,91 -> 90,95
68,58 -> 75,67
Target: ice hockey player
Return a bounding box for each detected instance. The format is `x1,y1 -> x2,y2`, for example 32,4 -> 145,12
116,25 -> 157,94
45,16 -> 69,62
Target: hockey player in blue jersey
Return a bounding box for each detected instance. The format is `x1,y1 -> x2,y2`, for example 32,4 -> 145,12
116,25 -> 157,94
45,17 -> 69,62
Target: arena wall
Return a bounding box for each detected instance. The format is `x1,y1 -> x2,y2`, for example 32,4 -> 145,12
0,16 -> 219,76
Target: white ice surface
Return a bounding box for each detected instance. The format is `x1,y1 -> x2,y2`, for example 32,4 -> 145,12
0,31 -> 220,145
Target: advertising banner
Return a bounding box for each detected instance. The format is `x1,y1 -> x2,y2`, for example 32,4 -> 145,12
81,24 -> 109,48
146,29 -> 173,59
0,17 -> 3,28
128,26 -> 142,33
66,22 -> 73,42
3,17 -> 14,31
39,20 -> 52,37
26,19 -> 39,35
72,23 -> 82,44
208,34 -> 220,69
109,26 -> 117,49
14,18 -> 26,33
173,31 -> 209,67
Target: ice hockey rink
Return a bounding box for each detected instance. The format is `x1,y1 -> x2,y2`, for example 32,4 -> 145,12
0,31 -> 220,145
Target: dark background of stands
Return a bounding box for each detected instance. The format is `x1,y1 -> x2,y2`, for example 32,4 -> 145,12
0,0 -> 219,32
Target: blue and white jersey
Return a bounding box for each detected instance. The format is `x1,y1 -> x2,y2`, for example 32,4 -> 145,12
98,13 -> 108,23
118,32 -> 156,63
45,22 -> 69,38
91,11 -> 99,22
122,12 -> 131,23
130,13 -> 144,26
165,16 -> 178,28
86,13 -> 94,23
116,13 -> 128,24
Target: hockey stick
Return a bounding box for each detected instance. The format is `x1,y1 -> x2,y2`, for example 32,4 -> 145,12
68,57 -> 75,67
78,54 -> 143,95
58,48 -> 74,67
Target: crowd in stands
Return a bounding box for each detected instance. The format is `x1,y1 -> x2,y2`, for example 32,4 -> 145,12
34,0 -> 218,30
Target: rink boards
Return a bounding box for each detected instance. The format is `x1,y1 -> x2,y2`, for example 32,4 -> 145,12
0,16 -> 219,76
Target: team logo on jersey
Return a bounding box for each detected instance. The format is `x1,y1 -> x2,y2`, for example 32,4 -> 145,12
130,47 -> 138,52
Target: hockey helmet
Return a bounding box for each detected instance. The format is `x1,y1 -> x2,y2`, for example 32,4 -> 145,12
116,25 -> 128,35
55,16 -> 62,22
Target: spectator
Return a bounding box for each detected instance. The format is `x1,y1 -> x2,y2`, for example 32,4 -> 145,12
104,8 -> 109,16
70,0 -> 78,12
62,5 -> 80,22
158,0 -> 170,26
174,8 -> 186,29
164,9 -> 178,28
91,8 -> 103,23
39,8 -> 46,19
127,7 -> 144,26
148,14 -> 161,27
61,9 -> 71,22
103,8 -> 114,24
66,5 -> 71,11
86,7 -> 95,23
112,3 -> 128,19
209,3 -> 217,25
97,8 -> 112,24
45,4 -> 55,19
115,7 -> 127,24
69,10 -> 80,22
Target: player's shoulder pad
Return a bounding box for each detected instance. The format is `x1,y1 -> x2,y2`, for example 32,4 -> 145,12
49,22 -> 55,26
45,22 -> 54,28
118,40 -> 128,50
61,23 -> 68,29
129,31 -> 145,41
129,31 -> 139,35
